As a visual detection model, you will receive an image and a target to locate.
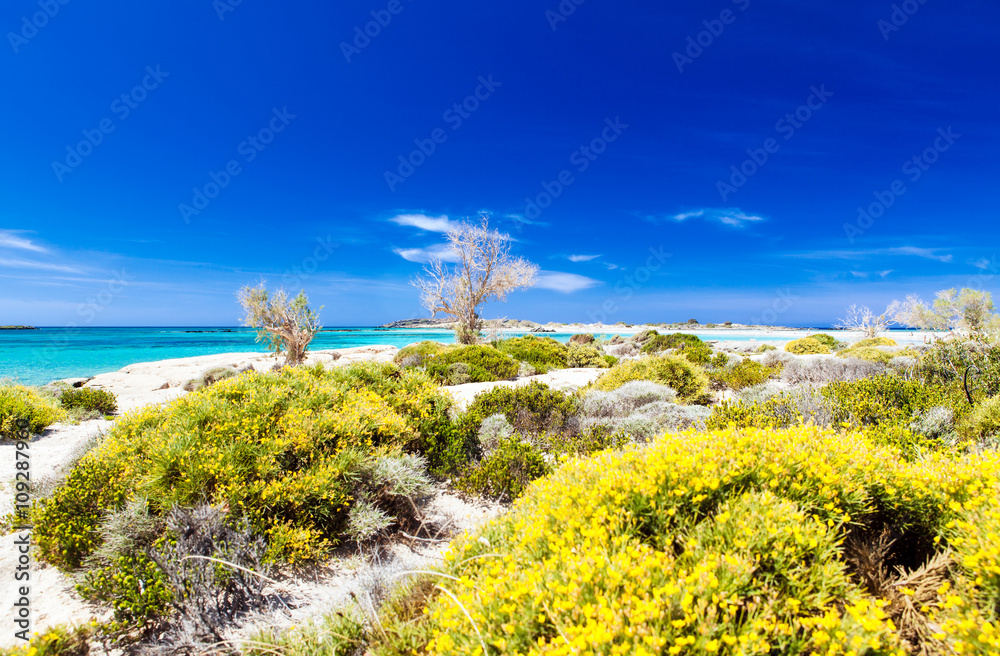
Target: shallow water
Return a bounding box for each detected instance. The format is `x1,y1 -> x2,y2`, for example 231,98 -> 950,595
0,325 -> 909,386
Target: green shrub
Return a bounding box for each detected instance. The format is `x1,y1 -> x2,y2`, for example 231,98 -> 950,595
784,337 -> 831,355
394,341 -> 448,366
602,354 -> 619,367
424,345 -> 519,384
755,344 -> 777,353
463,382 -> 579,437
807,333 -> 843,350
852,336 -> 897,348
34,363 -> 455,570
566,343 -> 607,368
918,339 -> 1000,403
640,333 -> 713,365
962,395 -> 1000,439
495,336 -> 568,373
455,437 -> 551,501
709,352 -> 730,368
59,387 -> 118,414
567,333 -> 596,345
711,358 -> 779,391
0,383 -> 65,437
594,354 -> 710,404
837,346 -> 894,364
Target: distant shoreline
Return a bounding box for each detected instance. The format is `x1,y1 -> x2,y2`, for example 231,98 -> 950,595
0,325 -> 36,330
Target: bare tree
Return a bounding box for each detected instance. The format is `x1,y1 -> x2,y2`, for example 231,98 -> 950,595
836,297 -> 918,339
897,288 -> 1000,341
412,216 -> 538,344
237,281 -> 322,365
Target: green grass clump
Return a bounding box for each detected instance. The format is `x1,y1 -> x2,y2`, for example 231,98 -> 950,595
0,382 -> 65,438
594,354 -> 709,404
59,387 -> 118,414
495,335 -> 569,373
784,337 -> 831,355
33,363 -> 455,571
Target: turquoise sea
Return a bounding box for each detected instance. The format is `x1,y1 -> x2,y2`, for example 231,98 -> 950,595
0,326 -> 811,386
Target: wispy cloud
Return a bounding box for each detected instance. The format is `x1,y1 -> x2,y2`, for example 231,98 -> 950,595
849,270 -> 894,279
535,271 -> 601,293
392,243 -> 458,264
0,231 -> 47,253
0,258 -> 83,273
891,246 -> 952,263
788,246 -> 952,263
671,207 -> 764,228
567,254 -> 601,263
971,256 -> 997,271
388,213 -> 452,233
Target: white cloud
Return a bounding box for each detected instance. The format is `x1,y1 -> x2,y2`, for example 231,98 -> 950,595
672,207 -> 764,227
567,254 -> 601,263
388,213 -> 452,233
971,257 -> 995,270
0,231 -> 47,253
0,258 -> 82,273
604,262 -> 621,270
890,246 -> 952,263
788,247 -> 952,263
535,271 -> 601,293
392,243 -> 458,264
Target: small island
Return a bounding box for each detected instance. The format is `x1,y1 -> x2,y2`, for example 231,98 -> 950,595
0,325 -> 36,330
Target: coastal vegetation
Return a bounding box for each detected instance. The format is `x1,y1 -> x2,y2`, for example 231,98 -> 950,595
11,287 -> 1000,655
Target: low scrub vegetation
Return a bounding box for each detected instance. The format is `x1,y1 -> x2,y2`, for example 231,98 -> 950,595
594,353 -> 710,403
265,426 -> 1000,655
784,337 -> 831,355
0,382 -> 65,437
59,387 -> 118,414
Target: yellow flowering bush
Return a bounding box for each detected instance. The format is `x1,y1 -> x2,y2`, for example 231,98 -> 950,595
784,337 -> 831,355
332,425 -> 1000,655
0,382 -> 65,437
593,354 -> 709,404
35,362 -> 456,569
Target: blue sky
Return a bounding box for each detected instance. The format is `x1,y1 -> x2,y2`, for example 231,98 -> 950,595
2,0 -> 998,327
